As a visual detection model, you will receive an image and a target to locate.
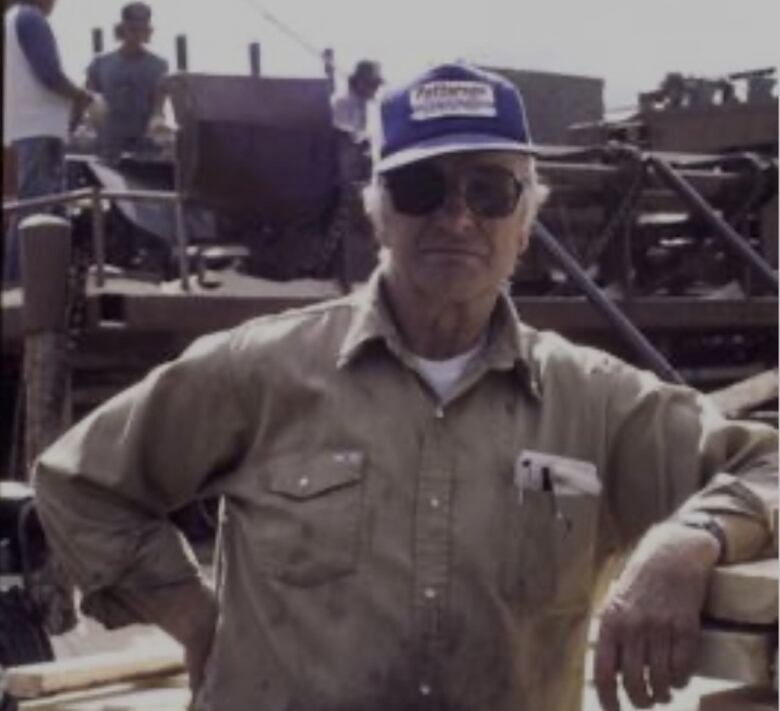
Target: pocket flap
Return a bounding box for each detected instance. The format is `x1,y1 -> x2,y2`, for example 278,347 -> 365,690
265,450 -> 364,499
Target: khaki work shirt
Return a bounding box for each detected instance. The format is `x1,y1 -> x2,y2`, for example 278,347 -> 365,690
35,272 -> 777,711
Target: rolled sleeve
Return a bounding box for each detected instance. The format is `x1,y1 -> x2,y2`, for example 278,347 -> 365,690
34,328 -> 250,627
602,360 -> 777,560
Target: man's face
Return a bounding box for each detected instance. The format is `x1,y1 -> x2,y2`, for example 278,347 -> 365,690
120,19 -> 151,50
377,151 -> 532,303
356,76 -> 382,100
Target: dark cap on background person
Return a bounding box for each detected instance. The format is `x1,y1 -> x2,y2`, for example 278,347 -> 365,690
377,62 -> 534,173
351,60 -> 384,87
120,1 -> 151,22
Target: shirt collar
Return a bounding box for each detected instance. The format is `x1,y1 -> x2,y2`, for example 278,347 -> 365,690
337,270 -> 542,400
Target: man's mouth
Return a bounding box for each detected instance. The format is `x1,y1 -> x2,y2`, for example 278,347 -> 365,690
419,244 -> 486,258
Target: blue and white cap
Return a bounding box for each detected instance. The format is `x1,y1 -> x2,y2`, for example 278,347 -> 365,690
377,63 -> 534,173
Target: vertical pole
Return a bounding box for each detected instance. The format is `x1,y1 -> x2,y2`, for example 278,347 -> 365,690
91,28 -> 103,55
175,34 -> 189,72
173,197 -> 190,291
19,215 -> 73,471
91,189 -> 105,287
249,42 -> 261,76
322,48 -> 335,93
19,213 -> 79,637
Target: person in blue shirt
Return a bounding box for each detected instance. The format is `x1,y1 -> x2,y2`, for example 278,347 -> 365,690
86,2 -> 169,163
3,0 -> 92,284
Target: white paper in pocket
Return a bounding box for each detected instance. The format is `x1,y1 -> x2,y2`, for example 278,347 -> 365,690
515,450 -> 602,499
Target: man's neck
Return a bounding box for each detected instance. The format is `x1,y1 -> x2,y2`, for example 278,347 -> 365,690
381,274 -> 497,359
120,45 -> 144,57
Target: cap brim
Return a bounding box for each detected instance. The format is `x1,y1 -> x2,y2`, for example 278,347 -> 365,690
377,133 -> 536,173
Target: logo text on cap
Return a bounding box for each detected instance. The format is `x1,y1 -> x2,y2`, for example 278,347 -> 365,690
410,81 -> 497,121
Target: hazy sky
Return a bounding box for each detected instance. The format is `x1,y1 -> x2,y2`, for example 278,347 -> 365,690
50,0 -> 779,111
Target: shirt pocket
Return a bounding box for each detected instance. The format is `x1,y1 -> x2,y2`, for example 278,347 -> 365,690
501,484 -> 600,611
251,450 -> 365,587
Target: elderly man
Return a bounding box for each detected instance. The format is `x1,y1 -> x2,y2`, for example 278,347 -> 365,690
35,63 -> 776,711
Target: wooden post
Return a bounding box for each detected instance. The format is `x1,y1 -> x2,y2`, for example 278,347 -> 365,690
20,215 -> 72,472
19,214 -> 78,636
249,42 -> 261,76
175,34 -> 188,72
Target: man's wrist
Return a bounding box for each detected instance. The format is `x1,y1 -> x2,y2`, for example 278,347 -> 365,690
116,578 -> 217,648
670,513 -> 727,565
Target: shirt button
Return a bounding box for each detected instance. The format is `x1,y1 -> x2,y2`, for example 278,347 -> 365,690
298,476 -> 310,489
434,407 -> 445,419
429,497 -> 441,509
423,587 -> 437,600
419,683 -> 432,696
346,451 -> 361,465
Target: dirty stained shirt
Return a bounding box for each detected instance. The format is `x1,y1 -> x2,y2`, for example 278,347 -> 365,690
34,272 -> 777,711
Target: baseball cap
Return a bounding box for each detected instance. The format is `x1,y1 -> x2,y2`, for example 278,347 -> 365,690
120,2 -> 152,23
377,63 -> 534,173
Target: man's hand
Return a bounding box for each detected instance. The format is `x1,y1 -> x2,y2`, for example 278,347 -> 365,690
115,578 -> 218,692
593,523 -> 720,711
69,89 -> 94,133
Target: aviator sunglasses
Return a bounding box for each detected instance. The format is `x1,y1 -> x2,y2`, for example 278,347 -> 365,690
384,161 -> 525,219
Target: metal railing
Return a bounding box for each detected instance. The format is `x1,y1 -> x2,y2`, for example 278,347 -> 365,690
3,186 -> 191,291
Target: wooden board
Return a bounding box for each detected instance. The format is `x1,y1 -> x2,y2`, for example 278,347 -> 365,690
698,685 -> 778,710
7,648 -> 184,700
695,626 -> 775,686
708,369 -> 779,417
18,676 -> 189,711
705,559 -> 779,625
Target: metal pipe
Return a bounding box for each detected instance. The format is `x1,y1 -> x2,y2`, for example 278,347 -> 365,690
533,221 -> 685,384
175,34 -> 188,72
646,155 -> 778,290
249,42 -> 261,76
91,28 -> 103,55
3,188 -> 93,215
173,196 -> 190,291
90,189 -> 106,288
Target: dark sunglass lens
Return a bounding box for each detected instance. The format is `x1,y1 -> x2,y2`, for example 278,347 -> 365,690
465,168 -> 523,218
385,163 -> 446,216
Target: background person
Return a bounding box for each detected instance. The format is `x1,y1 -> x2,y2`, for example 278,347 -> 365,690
85,2 -> 168,164
34,63 -> 777,711
3,0 -> 92,284
332,58 -> 384,182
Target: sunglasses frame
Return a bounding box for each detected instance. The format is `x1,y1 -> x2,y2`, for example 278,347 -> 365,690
383,161 -> 525,219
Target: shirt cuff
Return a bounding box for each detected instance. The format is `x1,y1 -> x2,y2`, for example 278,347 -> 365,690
676,473 -> 773,564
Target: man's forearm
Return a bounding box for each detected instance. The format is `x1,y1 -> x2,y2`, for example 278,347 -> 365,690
113,577 -> 218,648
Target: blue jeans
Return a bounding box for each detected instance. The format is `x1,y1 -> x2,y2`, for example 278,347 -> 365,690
3,137 -> 65,285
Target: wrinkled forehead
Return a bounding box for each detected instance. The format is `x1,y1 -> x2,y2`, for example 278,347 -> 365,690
424,150 -> 533,176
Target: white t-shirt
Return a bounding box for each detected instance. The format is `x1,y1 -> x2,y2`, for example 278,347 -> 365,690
3,5 -> 71,146
413,336 -> 486,401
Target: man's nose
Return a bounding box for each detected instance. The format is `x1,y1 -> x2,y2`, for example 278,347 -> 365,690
436,183 -> 476,231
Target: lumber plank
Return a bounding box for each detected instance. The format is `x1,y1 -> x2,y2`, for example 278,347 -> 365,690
708,369 -> 779,417
698,685 -> 778,710
695,625 -> 775,685
7,648 -> 184,700
18,677 -> 189,710
705,558 -> 779,625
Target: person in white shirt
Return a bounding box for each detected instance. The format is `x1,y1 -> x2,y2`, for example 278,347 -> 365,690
3,0 -> 92,284
331,59 -> 383,183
